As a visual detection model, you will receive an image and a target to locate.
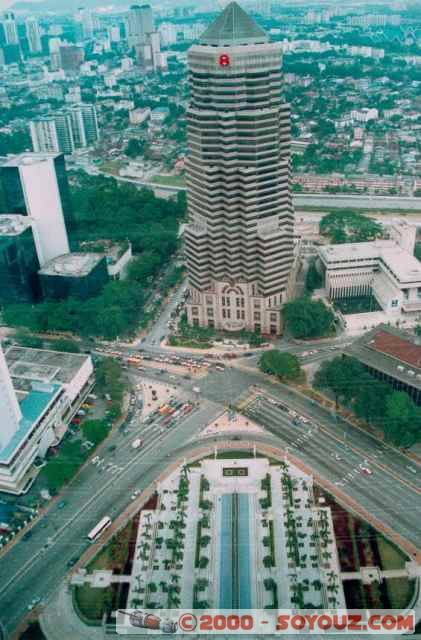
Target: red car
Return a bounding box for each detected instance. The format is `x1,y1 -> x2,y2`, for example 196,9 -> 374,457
71,418 -> 81,425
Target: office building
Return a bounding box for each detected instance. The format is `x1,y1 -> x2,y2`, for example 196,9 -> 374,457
30,105 -> 99,155
25,17 -> 42,54
0,343 -> 94,494
75,7 -> 94,41
0,215 -> 40,304
2,12 -> 18,46
72,103 -> 99,145
184,2 -> 295,335
343,325 -> 421,406
127,4 -> 153,48
126,4 -> 164,71
59,44 -> 84,73
39,253 -> 109,300
2,43 -> 21,65
0,153 -> 72,265
0,342 -> 22,449
30,116 -> 72,155
318,223 -> 419,310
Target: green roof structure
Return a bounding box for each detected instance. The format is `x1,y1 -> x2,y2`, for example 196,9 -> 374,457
200,1 -> 269,46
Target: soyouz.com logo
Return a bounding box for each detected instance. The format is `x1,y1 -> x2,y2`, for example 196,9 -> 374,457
116,609 -> 415,634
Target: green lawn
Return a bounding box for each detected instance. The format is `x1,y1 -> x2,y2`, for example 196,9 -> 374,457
150,174 -> 186,188
377,536 -> 414,609
74,522 -> 132,622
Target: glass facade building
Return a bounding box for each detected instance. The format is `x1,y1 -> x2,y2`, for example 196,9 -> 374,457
0,223 -> 40,304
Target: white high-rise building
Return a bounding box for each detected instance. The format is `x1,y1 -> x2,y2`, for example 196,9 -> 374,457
2,12 -> 19,45
30,105 -> 99,155
0,153 -> 71,266
159,22 -> 177,46
25,17 -> 42,54
30,117 -> 61,154
76,6 -> 94,40
0,343 -> 21,450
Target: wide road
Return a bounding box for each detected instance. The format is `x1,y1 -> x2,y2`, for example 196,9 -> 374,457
90,171 -> 421,212
244,395 -> 421,549
0,392 -> 221,635
294,193 -> 421,211
1,355 -> 420,634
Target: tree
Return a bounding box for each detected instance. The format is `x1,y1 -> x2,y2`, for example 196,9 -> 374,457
354,380 -> 392,424
49,338 -> 81,353
313,356 -> 366,406
14,331 -> 43,349
283,297 -> 335,339
125,138 -> 146,158
319,210 -> 384,244
81,419 -> 110,446
259,350 -> 302,382
198,556 -> 209,569
384,391 -> 421,447
305,259 -> 323,293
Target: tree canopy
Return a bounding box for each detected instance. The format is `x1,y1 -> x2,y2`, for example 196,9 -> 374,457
283,297 -> 335,339
319,210 -> 384,244
259,350 -> 302,382
314,356 -> 421,447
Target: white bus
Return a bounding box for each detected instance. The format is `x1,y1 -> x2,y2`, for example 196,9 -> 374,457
87,516 -> 112,542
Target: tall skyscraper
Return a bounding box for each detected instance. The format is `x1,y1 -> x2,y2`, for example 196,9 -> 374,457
75,6 -> 94,40
25,17 -> 42,54
126,4 -> 153,48
0,342 -> 21,449
2,12 -> 19,45
184,2 -> 294,336
0,153 -> 72,265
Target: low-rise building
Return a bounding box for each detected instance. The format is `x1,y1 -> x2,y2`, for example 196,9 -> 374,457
38,252 -> 109,300
343,325 -> 421,405
317,222 -> 421,324
129,107 -> 151,125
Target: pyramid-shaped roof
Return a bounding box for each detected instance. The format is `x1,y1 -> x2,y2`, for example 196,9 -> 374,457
200,2 -> 269,46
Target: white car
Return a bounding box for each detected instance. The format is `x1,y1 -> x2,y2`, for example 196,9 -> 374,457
92,456 -> 100,465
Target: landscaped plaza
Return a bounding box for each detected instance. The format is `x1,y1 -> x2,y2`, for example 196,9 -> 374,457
125,457 -> 345,610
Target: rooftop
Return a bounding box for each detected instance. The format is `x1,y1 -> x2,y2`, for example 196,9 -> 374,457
0,215 -> 32,236
6,346 -> 91,390
1,152 -> 61,168
319,241 -> 421,283
319,240 -> 394,263
344,325 -> 421,391
380,247 -> 421,283
368,328 -> 421,369
38,252 -> 104,277
200,2 -> 268,47
0,384 -> 61,463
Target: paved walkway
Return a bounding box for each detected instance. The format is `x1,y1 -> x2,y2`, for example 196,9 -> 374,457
40,584 -> 110,640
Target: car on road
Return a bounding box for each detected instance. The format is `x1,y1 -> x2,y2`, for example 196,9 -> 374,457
360,466 -> 373,476
330,453 -> 342,461
131,438 -> 143,450
58,500 -> 67,509
27,597 -> 41,610
22,531 -> 33,541
67,557 -> 78,568
407,466 -> 417,474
